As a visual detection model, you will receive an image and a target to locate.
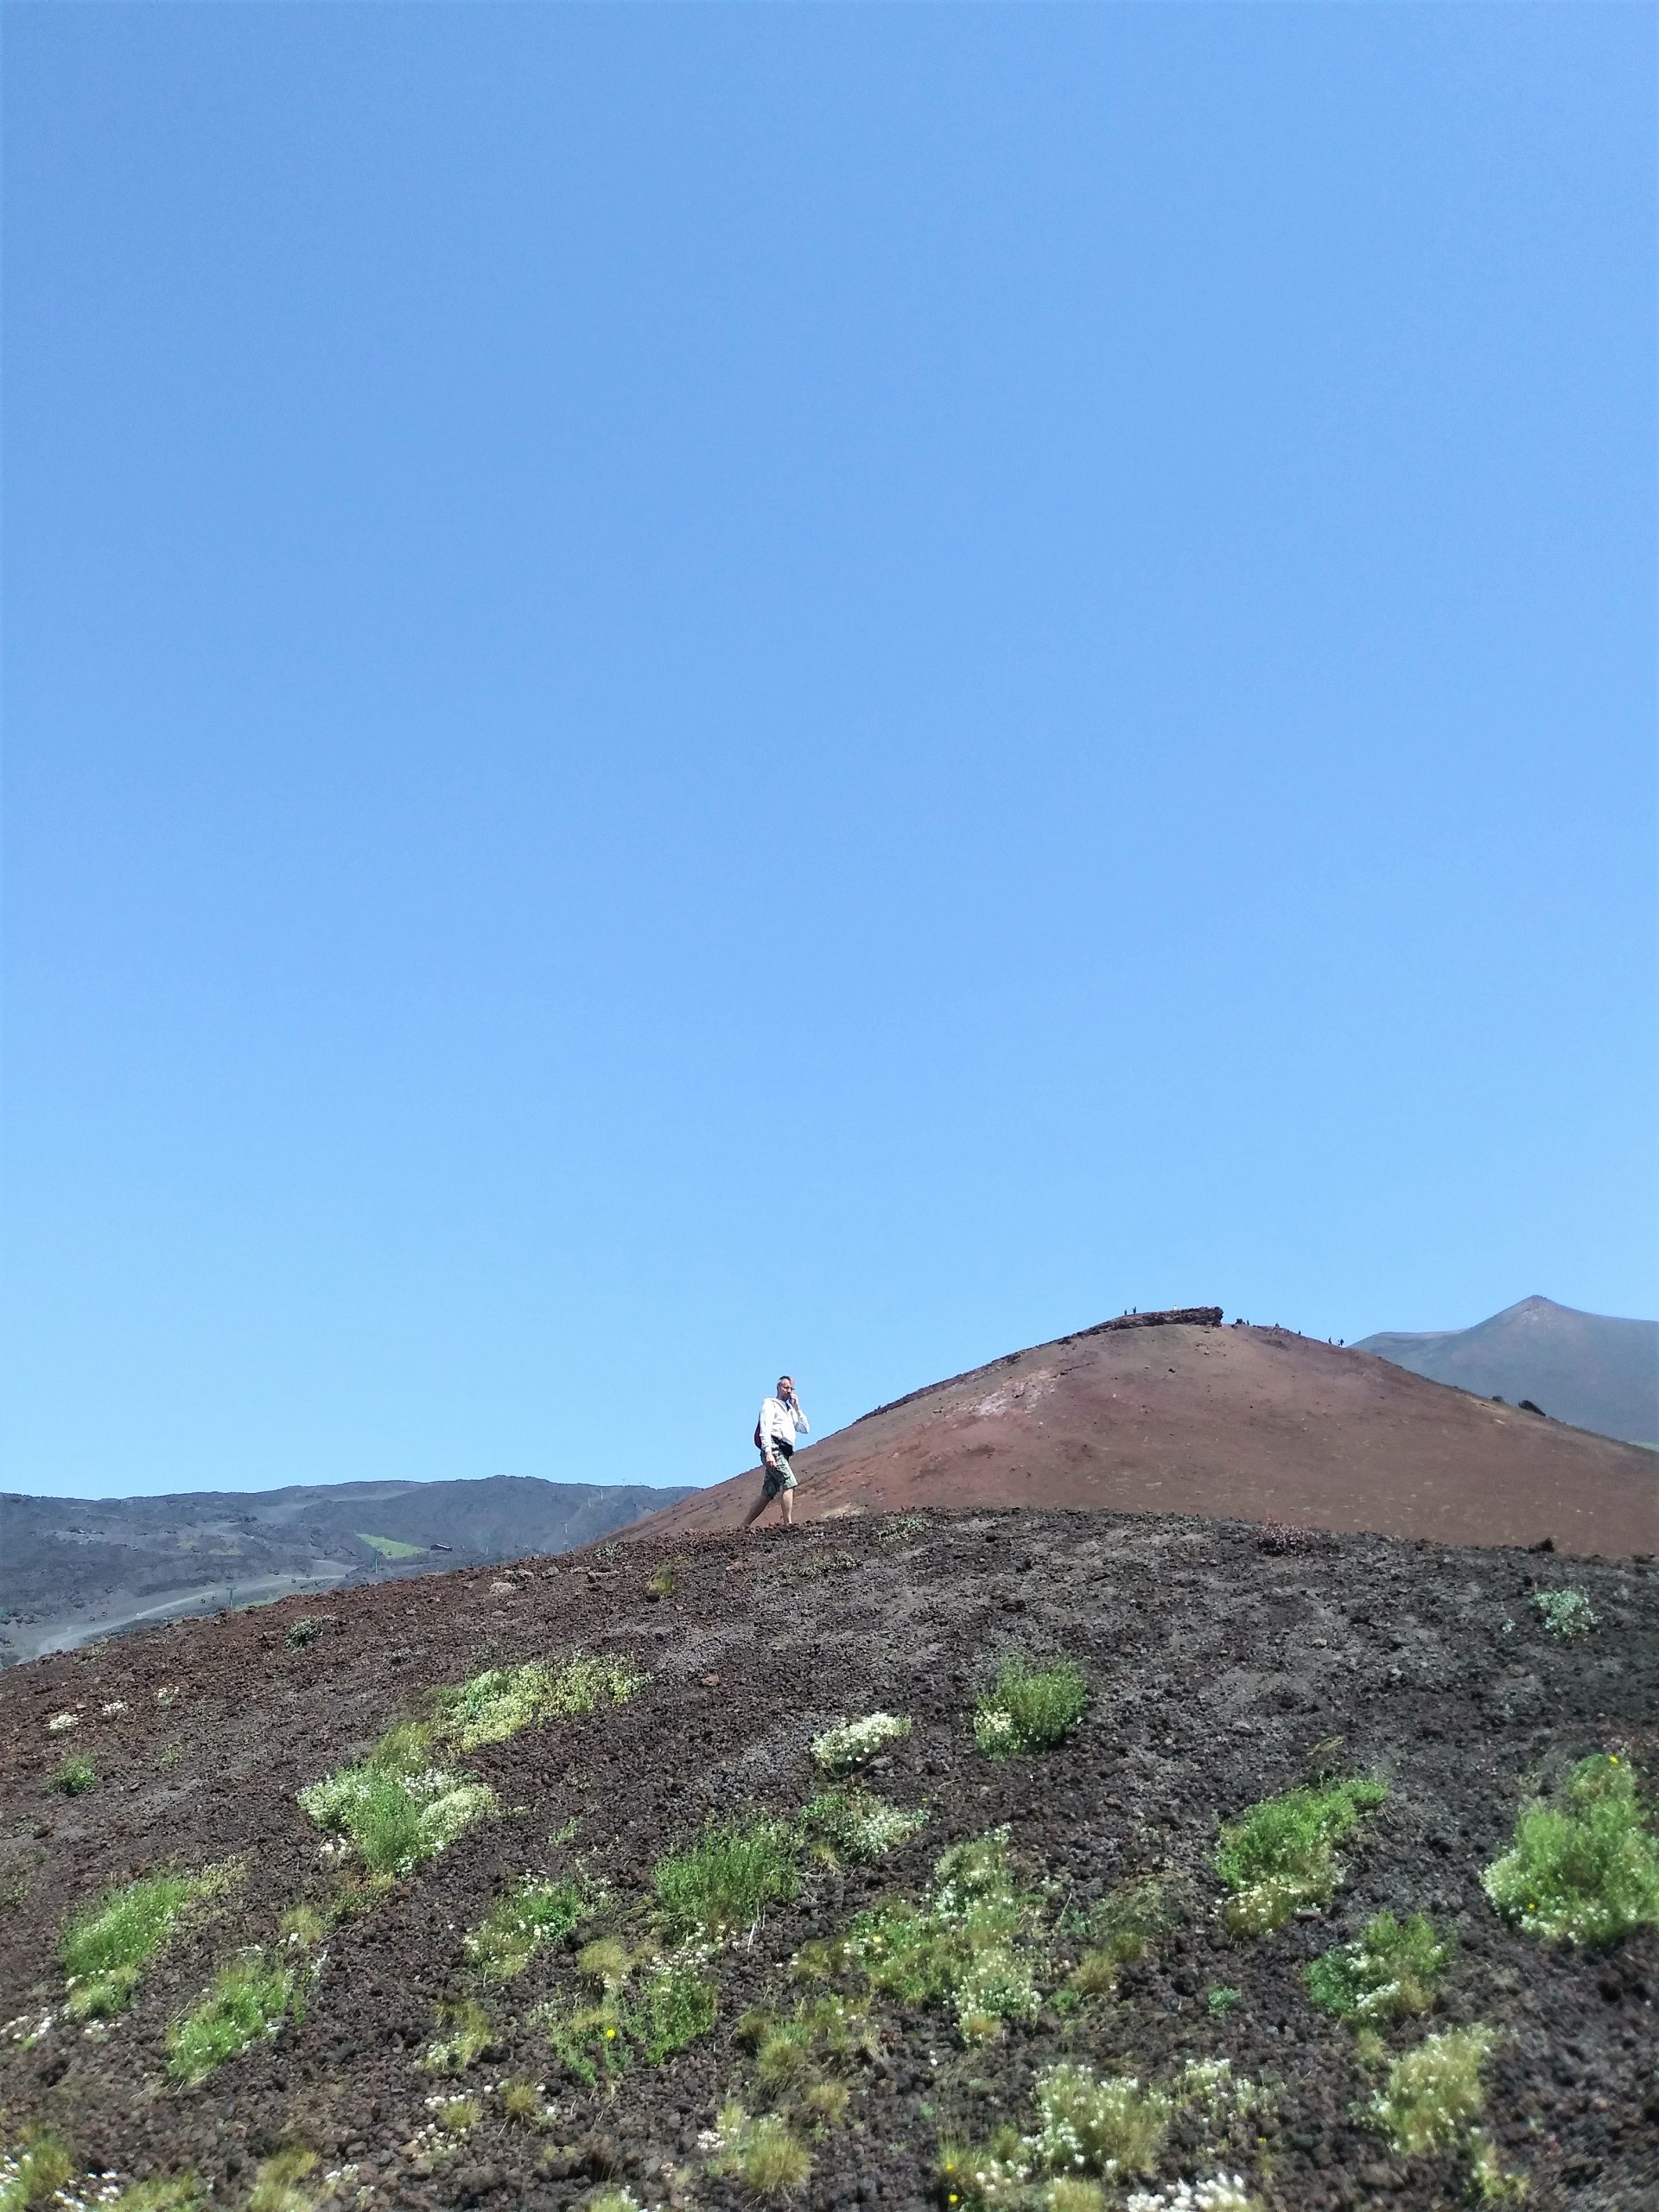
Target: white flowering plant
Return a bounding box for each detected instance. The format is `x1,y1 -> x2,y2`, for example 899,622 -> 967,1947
812,1829 -> 1044,2043
936,2057 -> 1273,2208
298,1751 -> 496,1881
802,1783 -> 928,1864
1125,2178 -> 1258,2212
810,1712 -> 912,1775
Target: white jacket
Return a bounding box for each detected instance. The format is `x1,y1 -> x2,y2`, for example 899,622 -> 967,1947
758,1395 -> 809,1453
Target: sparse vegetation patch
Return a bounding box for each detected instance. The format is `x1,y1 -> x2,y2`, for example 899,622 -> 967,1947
1482,1752 -> 1659,1948
0,2128 -> 74,2211
652,1818 -> 799,1942
423,1997 -> 499,2075
466,1875 -> 591,1979
297,1730 -> 496,1879
801,1783 -> 927,1863
108,2177 -> 205,2212
974,1656 -> 1089,1757
938,2056 -> 1272,2207
1069,1875 -> 1176,1994
244,2147 -> 320,2212
1125,2183 -> 1258,2212
537,1941 -> 716,2086
60,1865 -> 234,2018
1369,2023 -> 1494,2156
803,1828 -> 1043,2042
48,1757 -> 98,1796
1305,1910 -> 1449,2022
736,1993 -> 876,2129
1216,1777 -> 1387,1936
168,1950 -> 302,2084
703,2104 -> 812,2200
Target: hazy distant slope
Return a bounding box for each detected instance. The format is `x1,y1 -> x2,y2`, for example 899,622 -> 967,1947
1354,1295 -> 1658,1446
0,1472 -> 695,1662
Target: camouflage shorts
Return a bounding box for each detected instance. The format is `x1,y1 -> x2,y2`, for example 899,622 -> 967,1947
760,1452 -> 798,1501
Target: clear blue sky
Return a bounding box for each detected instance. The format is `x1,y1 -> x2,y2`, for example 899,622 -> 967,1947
3,5 -> 1654,1501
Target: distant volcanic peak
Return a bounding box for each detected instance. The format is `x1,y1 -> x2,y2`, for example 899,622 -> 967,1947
1355,1297 -> 1659,1451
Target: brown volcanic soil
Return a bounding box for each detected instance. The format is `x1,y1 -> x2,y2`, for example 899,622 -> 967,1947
3,1510 -> 1657,2212
628,1322 -> 1659,1559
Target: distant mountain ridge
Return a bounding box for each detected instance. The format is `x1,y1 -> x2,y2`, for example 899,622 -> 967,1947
0,1473 -> 696,1663
1353,1296 -> 1658,1447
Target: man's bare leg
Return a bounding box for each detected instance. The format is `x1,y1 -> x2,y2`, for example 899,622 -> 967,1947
744,1468 -> 777,1533
781,1487 -> 795,1529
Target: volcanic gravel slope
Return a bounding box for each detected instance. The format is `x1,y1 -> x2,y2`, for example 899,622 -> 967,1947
2,1512 -> 1656,2212
626,1321 -> 1659,1559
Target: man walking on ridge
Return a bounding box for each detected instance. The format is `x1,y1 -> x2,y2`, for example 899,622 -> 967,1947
745,1375 -> 809,1532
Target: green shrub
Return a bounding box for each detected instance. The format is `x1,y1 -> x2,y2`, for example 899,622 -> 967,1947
1533,1589 -> 1598,1640
60,1870 -> 204,2017
1216,1777 -> 1388,1936
626,1960 -> 717,2063
283,1618 -> 322,1649
973,1656 -> 1089,1757
1482,1753 -> 1659,1948
434,1652 -> 644,1749
539,1993 -> 626,2087
48,1758 -> 98,1796
168,1951 -> 298,2083
742,1993 -> 877,2104
0,2130 -> 75,2210
432,1665 -> 550,1748
1370,2024 -> 1494,2156
706,2106 -> 811,2199
652,1817 -> 798,1941
1306,1910 -> 1450,2022
1070,1875 -> 1174,1993
108,2179 -> 204,2212
1206,1985 -> 1242,2018
244,2149 -> 320,2212
297,1740 -> 496,1879
498,2078 -> 542,2125
815,1828 -> 1042,2042
465,1876 -> 588,1979
802,1783 -> 928,1863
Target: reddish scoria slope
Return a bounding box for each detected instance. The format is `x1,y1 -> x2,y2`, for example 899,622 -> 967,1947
628,1317 -> 1658,1557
